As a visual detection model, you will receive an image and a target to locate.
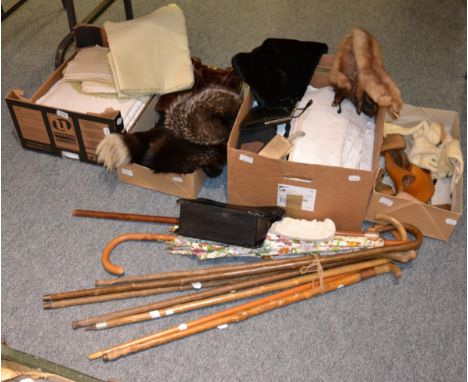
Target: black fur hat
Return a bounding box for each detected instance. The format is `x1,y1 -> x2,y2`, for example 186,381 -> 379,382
232,38 -> 328,111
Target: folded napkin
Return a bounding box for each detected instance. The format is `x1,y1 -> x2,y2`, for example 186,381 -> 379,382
104,4 -> 194,96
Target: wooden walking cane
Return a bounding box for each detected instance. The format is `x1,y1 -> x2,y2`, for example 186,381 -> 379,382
85,258 -> 392,331
93,261 -> 401,361
72,269 -> 305,329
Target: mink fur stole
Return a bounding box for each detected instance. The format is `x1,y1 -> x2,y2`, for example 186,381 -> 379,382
329,28 -> 403,118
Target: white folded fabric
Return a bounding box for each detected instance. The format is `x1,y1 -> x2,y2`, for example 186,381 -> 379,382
35,80 -> 150,130
62,45 -> 115,84
288,86 -> 375,170
104,4 -> 194,96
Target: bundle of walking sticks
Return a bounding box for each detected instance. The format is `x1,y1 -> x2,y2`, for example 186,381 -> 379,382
43,215 -> 422,361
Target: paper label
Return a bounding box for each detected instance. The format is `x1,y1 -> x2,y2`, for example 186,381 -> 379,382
56,110 -> 69,119
172,176 -> 183,183
239,154 -> 254,164
96,322 -> 107,329
149,310 -> 161,319
217,324 -> 228,329
103,127 -> 110,135
121,168 -> 133,177
178,323 -> 188,330
445,218 -> 457,226
348,175 -> 361,182
165,309 -> 174,316
12,106 -> 50,144
277,184 -> 316,212
192,282 -> 202,289
378,197 -> 394,207
61,151 -> 79,160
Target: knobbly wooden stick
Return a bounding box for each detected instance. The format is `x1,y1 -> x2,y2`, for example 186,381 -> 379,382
94,262 -> 400,361
85,258 -> 392,331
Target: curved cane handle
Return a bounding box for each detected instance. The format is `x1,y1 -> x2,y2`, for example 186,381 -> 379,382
101,233 -> 177,276
374,213 -> 417,263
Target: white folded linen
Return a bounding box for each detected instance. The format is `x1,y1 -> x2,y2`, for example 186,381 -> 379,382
288,86 -> 375,170
104,4 -> 194,96
62,45 -> 114,84
35,80 -> 150,130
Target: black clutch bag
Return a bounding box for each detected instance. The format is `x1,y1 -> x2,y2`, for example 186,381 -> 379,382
176,198 -> 285,248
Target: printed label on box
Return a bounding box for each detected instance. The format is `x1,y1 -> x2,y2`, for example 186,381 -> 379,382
78,119 -> 109,160
13,106 -> 50,144
277,184 -> 316,212
47,113 -> 79,151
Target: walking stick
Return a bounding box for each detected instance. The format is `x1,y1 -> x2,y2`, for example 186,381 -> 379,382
91,261 -> 400,361
85,258 -> 392,331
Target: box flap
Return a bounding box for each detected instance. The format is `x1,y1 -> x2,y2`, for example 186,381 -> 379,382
117,163 -> 206,198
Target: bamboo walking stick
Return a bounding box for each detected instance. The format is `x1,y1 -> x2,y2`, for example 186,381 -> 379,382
96,262 -> 400,361
85,258 -> 392,331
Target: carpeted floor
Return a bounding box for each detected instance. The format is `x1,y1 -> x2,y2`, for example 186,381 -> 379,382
1,1 -> 466,381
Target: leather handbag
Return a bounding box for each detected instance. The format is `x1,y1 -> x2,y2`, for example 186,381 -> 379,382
176,198 -> 285,248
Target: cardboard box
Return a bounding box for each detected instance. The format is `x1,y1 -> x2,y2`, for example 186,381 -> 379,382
227,54 -> 385,231
116,97 -> 207,198
5,25 -> 206,198
5,25 -> 135,163
365,105 -> 463,241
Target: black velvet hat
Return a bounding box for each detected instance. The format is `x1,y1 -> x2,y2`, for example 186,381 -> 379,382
232,38 -> 328,111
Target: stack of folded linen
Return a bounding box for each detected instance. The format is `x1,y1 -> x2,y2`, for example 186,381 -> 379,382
62,45 -> 117,94
288,85 -> 375,170
104,3 -> 194,97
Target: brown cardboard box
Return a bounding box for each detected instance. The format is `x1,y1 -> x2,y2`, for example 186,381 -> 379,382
227,54 -> 384,231
115,96 -> 207,198
365,105 -> 463,240
4,25 -> 133,163
5,25 -> 206,198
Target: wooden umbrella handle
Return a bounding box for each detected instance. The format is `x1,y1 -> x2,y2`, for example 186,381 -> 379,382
102,233 -> 177,276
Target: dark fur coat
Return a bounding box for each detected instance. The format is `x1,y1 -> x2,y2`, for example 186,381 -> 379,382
96,86 -> 241,177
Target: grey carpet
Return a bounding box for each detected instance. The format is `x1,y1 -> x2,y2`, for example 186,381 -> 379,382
1,1 -> 466,381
